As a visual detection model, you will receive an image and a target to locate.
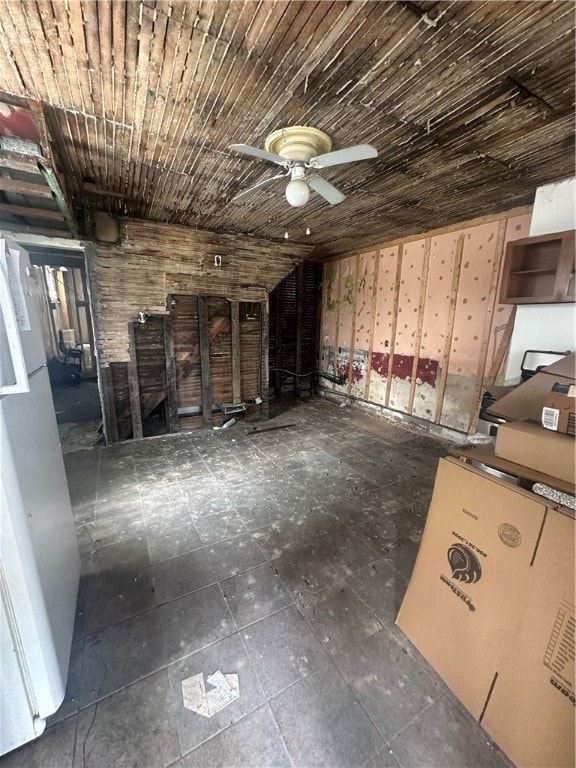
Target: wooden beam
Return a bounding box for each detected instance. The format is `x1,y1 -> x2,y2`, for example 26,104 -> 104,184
0,177 -> 53,198
0,202 -> 64,221
468,219 -> 507,434
260,298 -> 270,421
230,301 -> 241,404
162,312 -> 179,433
484,306 -> 518,387
40,163 -> 78,237
384,245 -> 404,407
332,260 -> 341,392
0,149 -> 42,174
407,238 -> 431,414
82,181 -> 128,199
295,263 -> 304,398
127,322 -> 143,440
197,295 -> 212,429
434,234 -> 465,424
347,254 -> 360,397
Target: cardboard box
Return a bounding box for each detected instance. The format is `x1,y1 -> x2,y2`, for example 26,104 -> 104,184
482,507 -> 575,768
396,458 -> 548,718
396,457 -> 575,767
542,387 -> 576,435
488,353 -> 575,423
494,421 -> 576,486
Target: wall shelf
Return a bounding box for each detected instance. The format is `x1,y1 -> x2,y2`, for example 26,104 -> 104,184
500,230 -> 575,304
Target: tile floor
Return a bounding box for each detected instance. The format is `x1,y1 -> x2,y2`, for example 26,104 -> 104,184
1,399 -> 512,768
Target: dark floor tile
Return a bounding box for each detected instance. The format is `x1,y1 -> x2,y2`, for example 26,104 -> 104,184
381,539 -> 420,581
182,705 -> 291,768
47,639 -> 83,724
146,520 -> 203,563
206,533 -> 267,580
270,662 -> 384,768
158,584 -> 236,663
74,670 -> 179,768
167,633 -> 265,755
363,747 -> 401,768
297,583 -> 382,654
90,535 -> 150,575
85,508 -> 146,548
80,608 -> 168,706
390,695 -> 507,768
0,714 -> 77,767
346,560 -> 407,624
313,525 -> 380,576
234,497 -> 284,530
251,519 -> 310,560
332,627 -> 440,742
241,605 -> 327,698
141,485 -> 194,533
221,562 -> 292,628
271,544 -> 340,598
194,510 -> 247,545
150,548 -> 216,602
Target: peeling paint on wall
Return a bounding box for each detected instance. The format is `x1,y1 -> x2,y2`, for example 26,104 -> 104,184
325,264 -> 337,310
350,348 -> 369,396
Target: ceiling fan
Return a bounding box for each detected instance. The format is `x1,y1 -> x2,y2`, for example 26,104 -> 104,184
228,126 -> 378,208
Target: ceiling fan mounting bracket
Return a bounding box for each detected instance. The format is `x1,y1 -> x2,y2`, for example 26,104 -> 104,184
265,126 -> 332,162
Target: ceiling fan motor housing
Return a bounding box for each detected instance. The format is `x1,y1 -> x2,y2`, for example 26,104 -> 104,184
265,126 -> 332,162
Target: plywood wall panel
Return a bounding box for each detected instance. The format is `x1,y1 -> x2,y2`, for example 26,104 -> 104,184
368,245 -> 401,405
389,240 -> 426,413
411,232 -> 459,421
320,261 -> 339,383
321,207 -> 536,435
350,251 -> 376,398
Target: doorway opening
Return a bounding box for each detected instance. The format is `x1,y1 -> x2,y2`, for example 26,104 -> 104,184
25,244 -> 103,452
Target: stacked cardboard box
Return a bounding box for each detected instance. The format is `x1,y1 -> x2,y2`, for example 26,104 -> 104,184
397,355 -> 575,768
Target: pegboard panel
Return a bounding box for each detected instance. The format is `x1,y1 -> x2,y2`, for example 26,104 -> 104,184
389,239 -> 427,413
368,245 -> 400,405
441,223 -> 501,430
412,231 -> 460,421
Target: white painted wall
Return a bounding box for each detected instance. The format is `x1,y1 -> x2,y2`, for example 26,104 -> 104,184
505,178 -> 576,380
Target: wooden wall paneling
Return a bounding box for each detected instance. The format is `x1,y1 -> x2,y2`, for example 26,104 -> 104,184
319,261 -> 339,389
103,364 -> 120,443
274,289 -> 282,398
434,234 -> 465,424
384,246 -> 404,408
362,252 -> 380,401
307,262 -> 322,395
171,295 -> 202,414
208,297 -> 233,407
349,251 -> 376,399
441,223 -> 501,431
407,238 -> 431,414
411,232 -> 460,422
127,321 -> 144,440
239,302 -> 261,418
231,301 -> 242,404
346,254 -> 361,398
331,260 -> 342,393
163,312 -> 179,433
260,299 -> 269,421
295,263 -> 304,398
197,296 -> 212,429
468,219 -> 507,434
368,245 -> 401,405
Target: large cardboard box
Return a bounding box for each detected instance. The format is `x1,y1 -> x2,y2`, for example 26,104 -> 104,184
542,386 -> 576,435
494,420 -> 576,486
396,457 -> 575,767
482,508 -> 575,768
488,353 -> 576,422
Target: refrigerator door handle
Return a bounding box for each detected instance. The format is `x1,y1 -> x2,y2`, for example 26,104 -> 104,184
0,251 -> 29,395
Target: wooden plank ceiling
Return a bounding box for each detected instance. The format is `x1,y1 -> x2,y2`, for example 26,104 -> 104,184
0,1 -> 574,258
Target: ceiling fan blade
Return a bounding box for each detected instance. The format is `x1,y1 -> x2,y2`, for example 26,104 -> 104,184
228,144 -> 287,166
231,172 -> 288,203
310,144 -> 378,168
308,176 -> 346,205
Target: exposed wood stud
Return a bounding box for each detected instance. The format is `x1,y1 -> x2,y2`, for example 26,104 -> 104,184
101,365 -> 120,444
127,321 -> 144,440
407,237 -> 431,414
485,305 -> 518,387
230,300 -> 241,404
197,295 -> 212,429
0,177 -> 53,198
363,252 -> 380,401
0,203 -> 64,221
347,254 -> 361,397
384,245 -> 404,408
468,219 -> 507,434
435,233 -> 465,424
332,260 -> 342,392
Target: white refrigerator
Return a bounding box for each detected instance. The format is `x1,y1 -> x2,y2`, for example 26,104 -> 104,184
0,234 -> 80,755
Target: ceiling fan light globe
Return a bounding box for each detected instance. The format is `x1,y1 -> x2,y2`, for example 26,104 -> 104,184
285,178 -> 310,207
